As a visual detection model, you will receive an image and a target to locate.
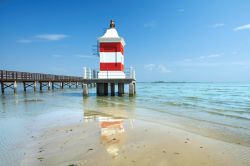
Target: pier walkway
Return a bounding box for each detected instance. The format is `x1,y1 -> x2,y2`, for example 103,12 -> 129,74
0,69 -> 136,96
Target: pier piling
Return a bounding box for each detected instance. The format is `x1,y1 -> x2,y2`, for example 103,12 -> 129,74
110,83 -> 115,96
48,82 -> 51,90
52,82 -> 55,90
83,84 -> 88,96
14,81 -> 17,93
40,82 -> 42,91
23,82 -> 26,92
23,82 -> 37,92
34,81 -> 36,92
104,83 -> 108,95
118,83 -> 124,96
1,82 -> 4,93
129,82 -> 136,96
97,83 -> 104,96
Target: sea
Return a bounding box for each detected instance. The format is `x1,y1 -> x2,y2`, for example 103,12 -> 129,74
0,82 -> 250,165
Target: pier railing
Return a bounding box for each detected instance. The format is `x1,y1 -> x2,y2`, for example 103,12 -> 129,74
83,67 -> 136,79
0,70 -> 83,82
0,68 -> 136,82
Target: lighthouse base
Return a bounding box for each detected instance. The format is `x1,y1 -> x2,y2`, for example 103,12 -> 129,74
98,71 -> 125,79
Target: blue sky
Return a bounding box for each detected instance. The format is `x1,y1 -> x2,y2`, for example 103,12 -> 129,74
0,0 -> 250,82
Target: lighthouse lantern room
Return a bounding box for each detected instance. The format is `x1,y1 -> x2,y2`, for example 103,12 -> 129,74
98,20 -> 126,79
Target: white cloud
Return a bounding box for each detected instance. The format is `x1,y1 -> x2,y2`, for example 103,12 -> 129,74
175,61 -> 250,67
207,54 -> 221,58
35,34 -> 68,41
144,21 -> 157,29
145,64 -> 171,73
199,53 -> 222,59
157,65 -> 171,73
173,53 -> 250,69
234,24 -> 250,31
212,23 -> 224,28
75,54 -> 97,59
17,34 -> 68,44
17,39 -> 32,43
145,64 -> 156,71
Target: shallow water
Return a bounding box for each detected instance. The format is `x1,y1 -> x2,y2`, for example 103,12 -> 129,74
0,83 -> 250,165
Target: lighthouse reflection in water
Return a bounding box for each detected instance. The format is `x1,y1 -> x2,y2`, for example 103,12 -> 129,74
83,97 -> 135,157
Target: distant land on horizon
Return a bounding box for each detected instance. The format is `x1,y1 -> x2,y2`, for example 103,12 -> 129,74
144,81 -> 250,83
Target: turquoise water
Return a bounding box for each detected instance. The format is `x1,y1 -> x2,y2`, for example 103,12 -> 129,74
136,83 -> 250,128
0,83 -> 250,165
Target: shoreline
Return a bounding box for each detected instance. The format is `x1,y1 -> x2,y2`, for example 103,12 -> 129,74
21,113 -> 250,166
1,83 -> 250,166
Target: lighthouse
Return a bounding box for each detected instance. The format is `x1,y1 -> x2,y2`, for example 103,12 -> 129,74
98,20 -> 126,79
82,20 -> 135,96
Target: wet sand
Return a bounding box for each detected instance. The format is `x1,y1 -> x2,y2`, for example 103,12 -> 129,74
21,114 -> 250,166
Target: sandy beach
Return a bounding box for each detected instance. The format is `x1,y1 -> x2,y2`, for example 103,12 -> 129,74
21,110 -> 250,166
1,84 -> 250,166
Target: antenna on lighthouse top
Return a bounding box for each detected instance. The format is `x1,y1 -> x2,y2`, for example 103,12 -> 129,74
110,20 -> 115,28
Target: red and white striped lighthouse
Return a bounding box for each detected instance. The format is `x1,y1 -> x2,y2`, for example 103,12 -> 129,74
98,20 -> 126,79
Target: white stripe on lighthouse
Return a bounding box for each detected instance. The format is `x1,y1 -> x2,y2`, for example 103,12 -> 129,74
99,52 -> 124,64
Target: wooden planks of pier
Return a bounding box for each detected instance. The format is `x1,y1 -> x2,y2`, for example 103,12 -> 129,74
0,70 -> 136,96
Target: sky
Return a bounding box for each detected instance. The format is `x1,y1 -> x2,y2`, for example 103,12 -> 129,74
0,0 -> 250,82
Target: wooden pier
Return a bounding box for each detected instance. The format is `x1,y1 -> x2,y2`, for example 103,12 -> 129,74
0,70 -> 136,96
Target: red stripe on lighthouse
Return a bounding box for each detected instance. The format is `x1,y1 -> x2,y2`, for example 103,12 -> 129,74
100,42 -> 124,54
100,63 -> 124,71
